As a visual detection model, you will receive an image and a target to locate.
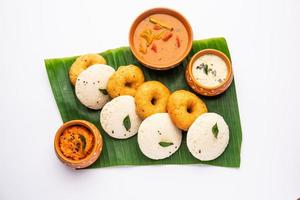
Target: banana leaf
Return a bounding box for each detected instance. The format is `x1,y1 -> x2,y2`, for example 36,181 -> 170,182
45,37 -> 242,168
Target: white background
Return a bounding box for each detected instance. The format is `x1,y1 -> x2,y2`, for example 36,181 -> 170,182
0,0 -> 299,199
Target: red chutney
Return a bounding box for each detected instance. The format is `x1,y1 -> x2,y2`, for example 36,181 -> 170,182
59,125 -> 94,160
133,14 -> 189,67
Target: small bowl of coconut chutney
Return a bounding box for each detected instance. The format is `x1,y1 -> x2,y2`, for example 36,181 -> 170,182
185,49 -> 233,96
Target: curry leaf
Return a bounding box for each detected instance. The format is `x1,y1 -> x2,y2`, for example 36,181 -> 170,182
159,141 -> 174,147
204,64 -> 209,75
212,123 -> 219,138
123,115 -> 131,131
79,135 -> 86,151
99,88 -> 108,95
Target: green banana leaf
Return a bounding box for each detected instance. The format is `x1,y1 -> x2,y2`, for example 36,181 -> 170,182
45,37 -> 242,168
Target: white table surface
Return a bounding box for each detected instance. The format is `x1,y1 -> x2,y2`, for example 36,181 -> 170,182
1,0 -> 299,199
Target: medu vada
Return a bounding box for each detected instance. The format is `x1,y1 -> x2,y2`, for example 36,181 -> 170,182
107,65 -> 145,98
135,81 -> 170,119
167,90 -> 208,131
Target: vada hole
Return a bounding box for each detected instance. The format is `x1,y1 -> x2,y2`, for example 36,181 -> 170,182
151,98 -> 157,105
125,82 -> 132,88
187,106 -> 193,113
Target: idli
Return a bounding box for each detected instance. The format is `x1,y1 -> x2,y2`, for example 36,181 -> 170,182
138,113 -> 182,160
75,64 -> 115,110
100,95 -> 142,139
187,112 -> 229,161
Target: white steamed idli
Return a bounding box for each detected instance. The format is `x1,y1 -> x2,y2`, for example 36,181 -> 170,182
138,113 -> 182,160
100,95 -> 142,139
75,64 -> 115,110
187,112 -> 229,161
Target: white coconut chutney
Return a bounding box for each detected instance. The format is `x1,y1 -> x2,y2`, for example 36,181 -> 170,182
192,54 -> 228,88
187,112 -> 229,161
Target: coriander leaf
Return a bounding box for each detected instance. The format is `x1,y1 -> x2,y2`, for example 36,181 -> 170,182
123,115 -> 131,131
212,123 -> 219,138
159,141 -> 174,147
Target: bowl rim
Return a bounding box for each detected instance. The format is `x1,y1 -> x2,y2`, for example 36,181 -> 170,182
54,119 -> 103,166
129,7 -> 193,70
187,49 -> 233,90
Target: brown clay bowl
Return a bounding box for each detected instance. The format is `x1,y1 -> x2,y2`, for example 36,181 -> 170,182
129,7 -> 193,70
54,120 -> 103,169
185,49 -> 233,96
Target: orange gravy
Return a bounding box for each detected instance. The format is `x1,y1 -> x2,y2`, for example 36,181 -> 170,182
133,14 -> 188,66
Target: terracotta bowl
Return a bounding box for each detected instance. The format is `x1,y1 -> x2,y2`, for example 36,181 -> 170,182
54,120 -> 103,169
185,49 -> 233,96
129,7 -> 193,70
